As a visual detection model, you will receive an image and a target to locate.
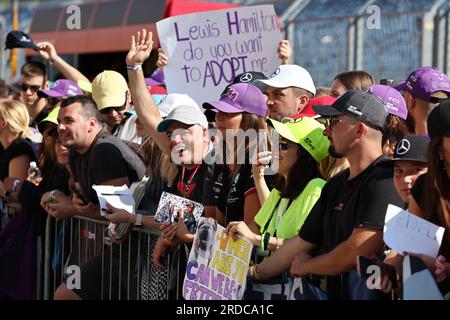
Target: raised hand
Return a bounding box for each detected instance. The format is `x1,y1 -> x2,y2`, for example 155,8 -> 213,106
156,48 -> 169,68
36,41 -> 58,61
277,40 -> 292,64
126,29 -> 154,67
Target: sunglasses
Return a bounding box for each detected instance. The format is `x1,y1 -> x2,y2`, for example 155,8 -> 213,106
278,142 -> 290,151
19,83 -> 41,93
99,105 -> 127,115
325,117 -> 355,129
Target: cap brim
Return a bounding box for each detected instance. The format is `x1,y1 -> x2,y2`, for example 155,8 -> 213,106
312,105 -> 343,117
255,78 -> 290,91
146,79 -> 165,87
202,101 -> 243,114
77,80 -> 92,93
157,118 -> 200,133
266,118 -> 298,144
39,89 -> 63,98
95,95 -> 127,111
378,157 -> 427,167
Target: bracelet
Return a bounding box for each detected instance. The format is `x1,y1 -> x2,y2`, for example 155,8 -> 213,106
253,265 -> 260,280
49,55 -> 60,65
12,179 -> 21,193
260,233 -> 265,250
49,189 -> 61,203
135,213 -> 143,226
127,64 -> 142,70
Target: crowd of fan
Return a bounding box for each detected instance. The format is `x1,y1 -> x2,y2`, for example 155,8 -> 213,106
0,28 -> 449,300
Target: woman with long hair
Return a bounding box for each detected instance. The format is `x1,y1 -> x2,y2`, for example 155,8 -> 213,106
381,104 -> 450,297
227,117 -> 329,260
202,82 -> 268,226
0,99 -> 36,183
407,103 -> 450,297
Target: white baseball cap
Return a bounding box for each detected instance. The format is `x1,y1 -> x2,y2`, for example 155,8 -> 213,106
157,104 -> 208,132
255,64 -> 316,95
158,93 -> 199,117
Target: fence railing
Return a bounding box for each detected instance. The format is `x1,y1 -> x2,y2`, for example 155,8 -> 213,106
37,214 -> 185,300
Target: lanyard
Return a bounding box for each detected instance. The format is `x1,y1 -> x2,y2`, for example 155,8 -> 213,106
178,164 -> 201,198
261,197 -> 290,237
275,199 -> 290,232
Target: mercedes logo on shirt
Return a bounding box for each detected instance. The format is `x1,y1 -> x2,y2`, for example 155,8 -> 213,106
396,138 -> 410,155
239,73 -> 253,83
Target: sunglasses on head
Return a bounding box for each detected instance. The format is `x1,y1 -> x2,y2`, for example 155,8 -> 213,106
99,105 -> 127,115
19,83 -> 41,93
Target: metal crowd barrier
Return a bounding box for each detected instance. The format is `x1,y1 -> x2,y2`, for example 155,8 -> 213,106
0,202 -> 21,230
38,214 -> 186,300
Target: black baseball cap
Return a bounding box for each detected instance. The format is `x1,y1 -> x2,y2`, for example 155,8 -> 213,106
427,101 -> 450,138
221,71 -> 267,95
5,31 -> 39,51
379,135 -> 429,167
313,90 -> 389,131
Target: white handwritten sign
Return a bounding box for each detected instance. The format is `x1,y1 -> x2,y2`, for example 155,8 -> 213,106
183,217 -> 253,300
383,204 -> 445,257
156,5 -> 282,104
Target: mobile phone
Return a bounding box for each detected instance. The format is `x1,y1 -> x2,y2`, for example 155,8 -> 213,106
258,131 -> 268,153
357,255 -> 397,289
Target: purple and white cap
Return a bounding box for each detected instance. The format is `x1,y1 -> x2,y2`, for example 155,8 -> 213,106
367,84 -> 408,120
202,83 -> 267,117
39,79 -> 83,98
404,66 -> 450,100
145,69 -> 165,87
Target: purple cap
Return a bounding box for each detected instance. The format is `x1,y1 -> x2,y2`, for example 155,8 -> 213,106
404,67 -> 450,100
202,83 -> 267,117
367,85 -> 408,120
145,69 -> 165,87
393,80 -> 406,92
39,79 -> 83,98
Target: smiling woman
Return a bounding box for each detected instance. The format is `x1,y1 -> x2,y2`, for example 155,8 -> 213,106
0,99 -> 36,183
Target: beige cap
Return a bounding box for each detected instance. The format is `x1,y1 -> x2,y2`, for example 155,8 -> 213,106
92,70 -> 128,111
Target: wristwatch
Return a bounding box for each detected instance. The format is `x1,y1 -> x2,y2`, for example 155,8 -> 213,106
135,214 -> 143,226
49,190 -> 61,203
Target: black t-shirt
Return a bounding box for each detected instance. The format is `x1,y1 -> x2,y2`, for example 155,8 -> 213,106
299,156 -> 404,299
69,131 -> 146,204
166,161 -> 215,207
30,107 -> 49,129
213,164 -> 256,224
0,138 -> 37,181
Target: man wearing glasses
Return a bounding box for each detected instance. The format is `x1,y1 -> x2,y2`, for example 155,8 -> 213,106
250,90 -> 404,300
19,61 -> 50,128
19,41 -> 91,129
91,70 -> 141,144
